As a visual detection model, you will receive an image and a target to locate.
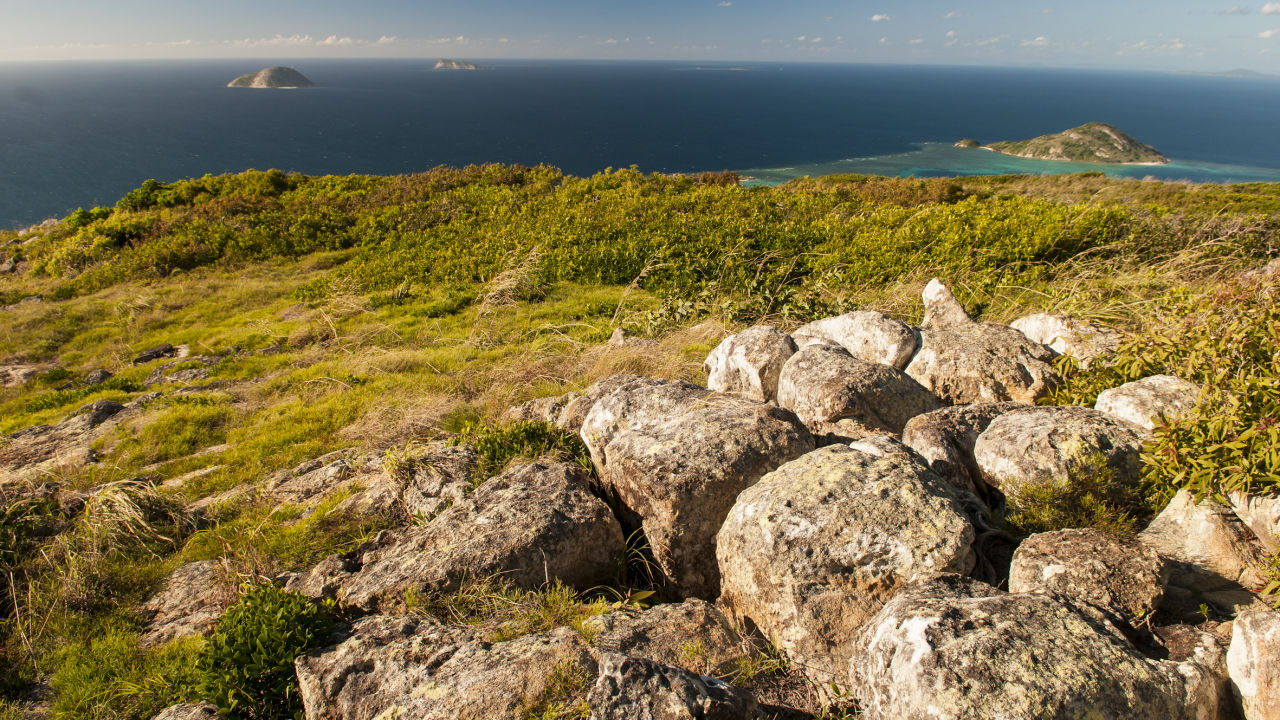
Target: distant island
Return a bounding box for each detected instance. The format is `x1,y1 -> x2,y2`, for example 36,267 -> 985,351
434,59 -> 480,71
963,123 -> 1168,165
227,66 -> 315,89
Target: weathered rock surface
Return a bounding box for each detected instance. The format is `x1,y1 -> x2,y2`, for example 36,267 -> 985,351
132,344 -> 178,365
776,344 -> 942,439
296,616 -> 595,720
603,398 -> 812,598
1229,491 -> 1280,555
150,703 -> 222,720
0,399 -> 132,487
287,461 -> 624,610
1009,528 -> 1168,620
589,653 -> 760,720
703,325 -> 796,403
0,364 -> 41,387
1011,312 -> 1120,369
851,574 -> 1224,720
900,402 -> 1022,494
921,278 -> 974,330
1228,606 -> 1280,720
973,405 -> 1145,497
1096,374 -> 1202,431
717,445 -> 975,692
905,322 -> 1059,405
501,393 -> 580,426
140,560 -> 232,646
262,450 -> 369,507
791,311 -> 919,369
555,374 -> 643,434
83,368 -> 113,386
585,599 -> 750,675
145,356 -> 219,386
333,444 -> 478,522
580,376 -> 711,473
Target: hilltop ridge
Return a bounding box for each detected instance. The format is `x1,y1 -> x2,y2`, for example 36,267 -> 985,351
227,66 -> 315,89
978,122 -> 1169,165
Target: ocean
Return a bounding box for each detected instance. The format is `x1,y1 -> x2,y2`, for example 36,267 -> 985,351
2,59 -> 1280,228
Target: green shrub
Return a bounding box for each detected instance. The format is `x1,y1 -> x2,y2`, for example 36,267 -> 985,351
50,629 -> 201,720
197,584 -> 333,720
1002,455 -> 1147,538
451,420 -> 592,479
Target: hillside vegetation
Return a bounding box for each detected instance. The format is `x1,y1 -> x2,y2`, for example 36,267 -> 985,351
985,122 -> 1169,164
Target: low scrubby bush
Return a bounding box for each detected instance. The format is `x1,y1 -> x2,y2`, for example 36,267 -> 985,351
451,420 -> 593,479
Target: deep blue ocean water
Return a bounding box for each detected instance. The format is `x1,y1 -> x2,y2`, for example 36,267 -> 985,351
2,59 -> 1280,227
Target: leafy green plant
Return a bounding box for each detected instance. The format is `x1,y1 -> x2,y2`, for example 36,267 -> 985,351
1001,455 -> 1146,538
451,420 -> 592,479
196,584 -> 333,720
521,660 -> 592,720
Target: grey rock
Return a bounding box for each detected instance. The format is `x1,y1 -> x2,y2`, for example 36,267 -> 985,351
140,560 -> 233,646
338,444 -> 478,522
589,653 -> 760,720
0,257 -> 15,273
905,323 -> 1059,405
0,364 -> 41,387
1229,492 -> 1280,555
1009,528 -> 1169,621
703,325 -> 797,403
555,374 -> 645,434
791,311 -> 919,370
776,344 -> 943,440
150,704 -> 222,720
144,356 -> 219,386
501,393 -> 580,426
1,399 -> 131,487
717,445 -> 975,693
1011,312 -> 1121,369
921,278 -> 974,330
83,368 -> 113,386
132,344 -> 177,365
1228,606 -> 1280,720
579,376 -> 711,473
584,599 -> 751,676
901,402 -> 1022,494
1096,374 -> 1202,431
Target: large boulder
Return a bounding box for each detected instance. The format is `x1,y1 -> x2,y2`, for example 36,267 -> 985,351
501,392 -> 580,426
716,445 -> 975,692
287,461 -> 624,611
0,364 -> 41,388
579,376 -> 711,473
150,704 -> 222,720
920,278 -> 974,330
905,322 -> 1059,405
1008,528 -> 1168,621
296,616 -> 595,720
1011,312 -> 1120,369
776,344 -> 943,440
1,399 -> 132,487
850,574 -> 1226,720
556,374 -> 643,434
335,444 -> 478,522
1228,606 -> 1280,720
140,560 -> 233,646
703,325 -> 797,403
973,405 -> 1145,497
791,311 -> 919,369
585,599 -> 750,676
1229,492 -> 1280,555
602,397 -> 812,598
900,402 -> 1022,494
1095,375 -> 1202,431
588,653 -> 760,720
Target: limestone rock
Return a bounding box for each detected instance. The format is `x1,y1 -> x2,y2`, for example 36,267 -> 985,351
150,704 -> 222,720
851,574 -> 1221,720
556,374 -> 644,434
296,616 -> 595,720
1228,606 -> 1280,720
1096,375 -> 1202,431
1229,492 -> 1280,555
1011,312 -> 1120,369
717,445 -> 975,692
905,323 -> 1059,405
263,450 -> 368,507
776,344 -> 942,440
584,599 -> 750,675
973,405 -> 1145,497
145,356 -> 219,386
589,653 -> 760,720
501,393 -> 580,426
1009,528 -> 1168,621
900,402 -> 1022,494
335,444 -> 477,522
0,364 -> 41,387
921,278 -> 974,330
791,311 -> 919,369
579,376 -> 711,473
603,398 -> 812,598
84,368 -> 113,386
0,399 -> 132,487
703,325 -> 797,403
287,461 -> 623,610
140,560 -> 233,646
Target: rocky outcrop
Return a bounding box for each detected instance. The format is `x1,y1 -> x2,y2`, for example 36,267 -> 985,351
150,704 -> 222,720
1229,492 -> 1280,555
602,397 -> 812,598
501,393 -> 580,426
585,599 -> 750,676
589,653 -> 760,720
336,444 -> 477,522
776,344 -> 942,440
791,311 -> 919,369
0,364 -> 41,387
287,461 -> 623,610
900,402 -> 1021,494
140,560 -> 233,646
1228,606 -> 1280,720
716,445 -> 975,692
905,322 -> 1058,405
1011,312 -> 1120,369
579,376 -> 711,473
1008,528 -> 1168,621
973,405 -> 1145,497
986,122 -> 1168,164
145,356 -> 219,386
555,375 -> 641,434
0,399 -> 133,487
132,344 -> 180,365
850,574 -> 1222,720
920,278 -> 974,331
703,325 -> 796,403
1096,375 -> 1202,431
227,66 -> 315,88
84,368 -> 112,386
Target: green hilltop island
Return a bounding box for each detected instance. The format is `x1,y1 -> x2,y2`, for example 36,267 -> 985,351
957,122 -> 1169,165
226,66 -> 315,89
434,58 -> 480,70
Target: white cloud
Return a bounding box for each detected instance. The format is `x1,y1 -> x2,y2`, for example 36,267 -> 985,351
871,14 -> 891,22
795,35 -> 807,41
318,35 -> 353,46
1264,2 -> 1280,13
909,36 -> 925,45
811,37 -> 822,43
602,38 -> 618,44
1220,6 -> 1251,14
375,36 -> 396,45
1021,36 -> 1050,47
717,1 -> 732,6
879,36 -> 889,44
946,30 -> 957,38
1041,8 -> 1054,14
497,37 -> 509,43
1260,28 -> 1280,37
944,11 -> 962,18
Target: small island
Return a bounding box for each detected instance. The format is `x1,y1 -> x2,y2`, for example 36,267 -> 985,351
227,66 -> 315,89
434,59 -> 480,71
963,123 -> 1168,165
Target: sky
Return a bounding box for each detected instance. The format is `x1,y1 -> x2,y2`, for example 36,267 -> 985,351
3,1 -> 1280,73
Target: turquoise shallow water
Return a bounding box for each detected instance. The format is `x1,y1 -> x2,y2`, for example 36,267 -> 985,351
742,142 -> 1280,185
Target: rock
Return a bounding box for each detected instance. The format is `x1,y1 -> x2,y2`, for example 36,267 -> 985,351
776,344 -> 942,440
608,327 -> 659,349
1153,624 -> 1237,720
1229,492 -> 1280,555
0,399 -> 131,487
1228,606 -> 1280,720
150,703 -> 222,720
905,322 -> 1059,405
703,325 -> 797,403
500,393 -> 580,425
145,356 -> 219,386
791,311 -> 919,370
296,616 -> 595,720
287,461 -> 624,610
263,450 -> 366,507
851,574 -> 1224,720
338,444 -> 478,522
0,364 -> 41,387
132,344 -> 177,365
0,257 -> 15,273
555,375 -> 639,434
584,599 -> 750,675
602,397 -> 812,598
921,277 -> 974,330
973,405 -> 1145,497
589,653 -> 760,720
83,368 -> 112,386
579,376 -> 711,473
900,402 -> 1022,494
1009,528 -> 1169,621
1010,312 -> 1121,369
717,445 -> 975,692
1095,374 -> 1202,432
140,560 -> 233,646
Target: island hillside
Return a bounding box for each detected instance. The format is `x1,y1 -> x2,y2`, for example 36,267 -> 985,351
227,66 -> 315,89
434,59 -> 480,70
983,122 -> 1168,164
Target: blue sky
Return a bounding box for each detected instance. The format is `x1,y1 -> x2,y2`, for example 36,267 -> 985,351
3,1 -> 1280,72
